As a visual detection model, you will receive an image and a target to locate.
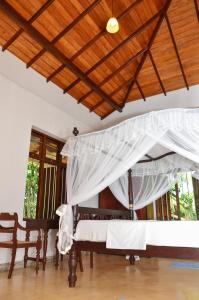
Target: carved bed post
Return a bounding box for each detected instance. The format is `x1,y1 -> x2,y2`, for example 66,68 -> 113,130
68,128 -> 79,287
68,205 -> 78,287
128,169 -> 135,265
128,169 -> 134,220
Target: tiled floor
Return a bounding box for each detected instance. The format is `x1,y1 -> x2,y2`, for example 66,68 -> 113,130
0,254 -> 199,300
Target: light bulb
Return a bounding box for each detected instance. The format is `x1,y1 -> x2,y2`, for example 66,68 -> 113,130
106,17 -> 119,34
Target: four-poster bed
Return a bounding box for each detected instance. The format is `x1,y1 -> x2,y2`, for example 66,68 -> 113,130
56,108 -> 199,287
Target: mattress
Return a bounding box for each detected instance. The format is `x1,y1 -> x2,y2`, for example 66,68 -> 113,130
74,220 -> 199,250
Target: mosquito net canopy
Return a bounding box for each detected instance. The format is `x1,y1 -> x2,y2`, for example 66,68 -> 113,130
57,108 -> 199,253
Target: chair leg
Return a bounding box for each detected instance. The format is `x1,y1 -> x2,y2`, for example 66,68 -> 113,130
8,248 -> 16,279
78,251 -> 83,272
24,247 -> 28,268
35,245 -> 40,274
24,230 -> 30,268
90,251 -> 93,269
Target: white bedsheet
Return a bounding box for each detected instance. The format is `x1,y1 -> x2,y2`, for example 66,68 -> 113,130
74,220 -> 199,250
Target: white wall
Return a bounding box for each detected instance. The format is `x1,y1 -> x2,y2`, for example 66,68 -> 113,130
0,73 -> 91,264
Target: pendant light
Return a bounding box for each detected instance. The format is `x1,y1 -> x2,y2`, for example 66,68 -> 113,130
106,0 -> 119,34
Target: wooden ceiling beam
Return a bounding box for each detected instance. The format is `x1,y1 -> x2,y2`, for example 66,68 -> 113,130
0,0 -> 121,112
2,0 -> 55,51
148,50 -> 166,95
78,48 -> 147,105
136,80 -> 146,101
47,65 -> 65,82
63,10 -> 162,94
46,0 -> 143,83
99,0 -> 173,119
165,14 -> 189,90
194,0 -> 199,22
122,0 -> 172,107
26,0 -> 102,68
90,71 -> 144,113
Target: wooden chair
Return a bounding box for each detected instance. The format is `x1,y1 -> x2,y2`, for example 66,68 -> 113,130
0,213 -> 41,278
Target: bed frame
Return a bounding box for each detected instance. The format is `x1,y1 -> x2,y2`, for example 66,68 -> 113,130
68,206 -> 199,287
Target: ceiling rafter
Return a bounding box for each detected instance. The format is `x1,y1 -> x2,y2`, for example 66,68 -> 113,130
135,80 -> 146,101
26,0 -> 102,68
2,0 -> 55,52
148,50 -> 166,95
0,0 -> 122,112
46,0 -> 143,83
165,14 -> 189,90
94,0 -> 173,118
194,0 -> 199,22
78,48 -> 147,105
122,0 -> 173,108
63,10 -> 161,94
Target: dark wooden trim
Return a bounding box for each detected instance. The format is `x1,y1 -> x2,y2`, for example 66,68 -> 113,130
136,80 -> 146,101
165,14 -> 189,90
2,0 -> 55,51
0,1 -> 121,112
75,241 -> 199,260
128,169 -> 134,219
122,0 -> 172,107
47,65 -> 65,82
148,51 -> 166,95
47,0 -> 143,83
26,0 -> 102,68
71,0 -> 143,61
63,11 -> 162,94
76,206 -> 131,218
138,151 -> 175,163
194,0 -> 199,22
86,48 -> 147,109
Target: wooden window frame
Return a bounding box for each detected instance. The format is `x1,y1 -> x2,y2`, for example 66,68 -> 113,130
27,129 -> 66,219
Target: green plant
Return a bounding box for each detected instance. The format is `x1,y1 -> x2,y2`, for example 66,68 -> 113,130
23,160 -> 40,219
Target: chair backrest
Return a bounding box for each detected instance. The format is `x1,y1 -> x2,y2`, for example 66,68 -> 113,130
0,213 -> 18,241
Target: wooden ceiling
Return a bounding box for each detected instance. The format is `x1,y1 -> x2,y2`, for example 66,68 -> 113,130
0,0 -> 198,119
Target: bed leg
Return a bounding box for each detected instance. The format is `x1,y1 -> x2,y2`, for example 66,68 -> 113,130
129,255 -> 135,265
68,247 -> 78,287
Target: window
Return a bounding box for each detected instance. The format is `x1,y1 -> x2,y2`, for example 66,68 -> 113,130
145,172 -> 199,221
24,130 -> 67,219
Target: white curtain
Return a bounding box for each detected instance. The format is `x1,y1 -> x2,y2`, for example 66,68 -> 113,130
58,108 -> 199,253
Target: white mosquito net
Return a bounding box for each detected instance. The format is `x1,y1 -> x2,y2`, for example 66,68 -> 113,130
57,108 -> 199,253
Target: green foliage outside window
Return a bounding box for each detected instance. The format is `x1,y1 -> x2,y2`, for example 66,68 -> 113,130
170,172 -> 197,220
24,160 -> 39,219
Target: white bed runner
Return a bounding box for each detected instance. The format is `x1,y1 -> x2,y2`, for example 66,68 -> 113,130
74,220 -> 199,250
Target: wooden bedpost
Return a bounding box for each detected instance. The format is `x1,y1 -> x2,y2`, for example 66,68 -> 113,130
68,205 -> 78,287
128,169 -> 134,220
68,127 -> 79,287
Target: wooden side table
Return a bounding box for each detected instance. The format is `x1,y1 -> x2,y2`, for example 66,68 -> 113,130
24,218 -> 59,270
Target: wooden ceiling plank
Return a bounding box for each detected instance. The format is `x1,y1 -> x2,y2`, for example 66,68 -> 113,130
0,0 -> 121,112
2,0 -> 55,51
47,0 -> 143,84
79,47 -> 147,105
135,80 -> 146,101
47,64 -> 65,82
165,14 -> 189,90
26,0 -> 102,68
122,0 -> 173,107
101,109 -> 115,120
63,10 -> 162,94
90,72 -> 142,113
149,50 -> 167,95
194,0 -> 199,22
71,0 -> 143,61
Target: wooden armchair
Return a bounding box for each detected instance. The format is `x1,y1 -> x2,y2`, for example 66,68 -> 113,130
0,213 -> 41,278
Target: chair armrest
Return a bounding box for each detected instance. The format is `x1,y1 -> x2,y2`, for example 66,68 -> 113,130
17,223 -> 41,237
